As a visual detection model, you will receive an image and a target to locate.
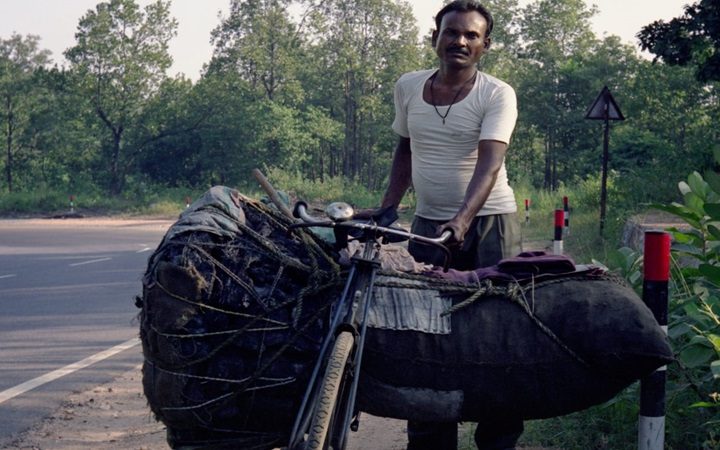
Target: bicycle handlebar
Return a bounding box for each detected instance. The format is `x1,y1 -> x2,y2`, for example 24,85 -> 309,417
291,201 -> 452,270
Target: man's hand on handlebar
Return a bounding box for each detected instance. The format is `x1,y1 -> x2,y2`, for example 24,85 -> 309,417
351,205 -> 399,228
351,208 -> 377,221
437,217 -> 468,245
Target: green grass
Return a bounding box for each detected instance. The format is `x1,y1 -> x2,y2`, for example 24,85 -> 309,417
0,186 -> 205,218
261,167 -> 387,208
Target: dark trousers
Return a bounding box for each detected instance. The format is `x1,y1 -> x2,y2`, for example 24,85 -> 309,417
406,213 -> 523,450
407,419 -> 523,450
407,213 -> 522,270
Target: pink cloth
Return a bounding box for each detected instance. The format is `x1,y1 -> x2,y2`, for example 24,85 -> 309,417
424,251 -> 579,283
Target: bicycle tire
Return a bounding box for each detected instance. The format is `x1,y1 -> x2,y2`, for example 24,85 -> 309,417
305,331 -> 355,450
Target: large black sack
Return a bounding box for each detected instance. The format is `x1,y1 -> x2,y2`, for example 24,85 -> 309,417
138,186 -> 673,449
358,272 -> 674,422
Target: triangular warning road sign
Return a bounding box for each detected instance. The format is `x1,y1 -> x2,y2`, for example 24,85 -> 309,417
585,86 -> 625,121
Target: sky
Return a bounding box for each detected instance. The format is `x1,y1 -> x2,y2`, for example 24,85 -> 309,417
0,0 -> 690,81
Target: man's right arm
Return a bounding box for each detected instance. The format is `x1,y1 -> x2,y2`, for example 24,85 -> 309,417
381,136 -> 412,209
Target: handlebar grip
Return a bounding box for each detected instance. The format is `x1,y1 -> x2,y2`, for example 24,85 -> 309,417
438,230 -> 453,243
292,201 -> 309,219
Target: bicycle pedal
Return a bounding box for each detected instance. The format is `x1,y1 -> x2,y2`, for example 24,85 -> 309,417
350,413 -> 361,432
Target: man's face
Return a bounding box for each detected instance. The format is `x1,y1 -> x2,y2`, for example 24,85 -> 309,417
433,10 -> 490,69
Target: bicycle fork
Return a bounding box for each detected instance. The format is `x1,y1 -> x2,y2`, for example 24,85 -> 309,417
288,250 -> 381,450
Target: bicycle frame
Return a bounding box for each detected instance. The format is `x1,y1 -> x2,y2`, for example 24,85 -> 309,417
286,202 -> 450,450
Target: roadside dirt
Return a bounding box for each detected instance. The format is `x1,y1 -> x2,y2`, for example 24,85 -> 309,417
3,365 -> 166,450
3,364 -> 553,450
2,364 -> 409,450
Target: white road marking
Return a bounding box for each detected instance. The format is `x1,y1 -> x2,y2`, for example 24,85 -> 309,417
0,274 -> 17,279
69,257 -> 112,267
0,338 -> 140,405
36,255 -> 112,261
136,247 -> 152,253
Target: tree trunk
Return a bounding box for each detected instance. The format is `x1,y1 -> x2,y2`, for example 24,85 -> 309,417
353,111 -> 361,182
553,152 -> 558,190
319,147 -> 324,183
110,130 -> 123,196
329,144 -> 338,178
265,41 -> 276,100
343,70 -> 356,179
543,128 -> 552,190
5,95 -> 13,193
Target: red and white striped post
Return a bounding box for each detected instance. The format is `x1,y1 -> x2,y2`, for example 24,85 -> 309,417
69,195 -> 75,213
553,209 -> 564,255
525,199 -> 530,224
185,196 -> 191,209
638,231 -> 670,450
563,196 -> 570,235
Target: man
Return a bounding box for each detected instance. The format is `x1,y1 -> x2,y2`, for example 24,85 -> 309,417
378,1 -> 523,449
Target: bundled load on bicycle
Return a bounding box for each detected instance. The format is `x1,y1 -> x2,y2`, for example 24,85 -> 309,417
138,186 -> 672,450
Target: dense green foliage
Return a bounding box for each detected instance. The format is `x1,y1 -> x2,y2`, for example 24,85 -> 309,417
638,0 -> 720,82
0,0 -> 717,209
652,166 -> 720,448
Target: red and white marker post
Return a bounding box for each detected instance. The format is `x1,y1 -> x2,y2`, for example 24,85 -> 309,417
524,199 -> 530,224
638,231 -> 670,450
69,195 -> 75,213
185,196 -> 191,209
553,209 -> 564,255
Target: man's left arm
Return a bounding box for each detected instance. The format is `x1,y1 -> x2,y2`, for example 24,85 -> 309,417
439,139 -> 508,242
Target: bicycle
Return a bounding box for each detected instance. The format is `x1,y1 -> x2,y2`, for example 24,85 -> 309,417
286,201 -> 451,450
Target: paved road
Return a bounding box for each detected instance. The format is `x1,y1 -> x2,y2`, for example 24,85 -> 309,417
0,218 -> 173,443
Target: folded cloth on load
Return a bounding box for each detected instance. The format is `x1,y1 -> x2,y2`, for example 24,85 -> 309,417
424,251 -> 584,283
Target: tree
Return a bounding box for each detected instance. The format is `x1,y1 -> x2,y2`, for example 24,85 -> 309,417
638,0 -> 720,83
131,76 -> 206,187
209,0 -> 303,103
556,36 -> 639,182
477,0 -> 522,80
516,0 -> 598,190
28,67 -> 104,193
617,61 -> 718,196
65,0 -> 177,195
303,0 -> 422,187
0,34 -> 50,192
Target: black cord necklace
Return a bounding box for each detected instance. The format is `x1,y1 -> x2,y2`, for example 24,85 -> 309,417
429,70 -> 478,125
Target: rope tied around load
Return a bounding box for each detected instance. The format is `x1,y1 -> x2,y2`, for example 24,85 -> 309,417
141,197 -> 344,411
439,279 -> 522,317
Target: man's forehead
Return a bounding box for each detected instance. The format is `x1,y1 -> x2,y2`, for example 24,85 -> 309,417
438,10 -> 488,32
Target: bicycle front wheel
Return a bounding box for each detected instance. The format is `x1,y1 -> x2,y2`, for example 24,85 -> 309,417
305,330 -> 355,450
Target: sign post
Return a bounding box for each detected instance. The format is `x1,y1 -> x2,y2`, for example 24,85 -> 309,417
585,86 -> 624,235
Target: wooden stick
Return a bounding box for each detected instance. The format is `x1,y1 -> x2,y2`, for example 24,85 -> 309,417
252,169 -> 294,219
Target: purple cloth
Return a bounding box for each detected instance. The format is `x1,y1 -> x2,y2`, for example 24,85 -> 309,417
424,251 -> 577,283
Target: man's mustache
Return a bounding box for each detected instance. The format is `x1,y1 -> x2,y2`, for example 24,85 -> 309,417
447,46 -> 469,55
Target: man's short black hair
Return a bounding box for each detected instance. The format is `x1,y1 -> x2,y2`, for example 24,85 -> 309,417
434,1 -> 494,37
